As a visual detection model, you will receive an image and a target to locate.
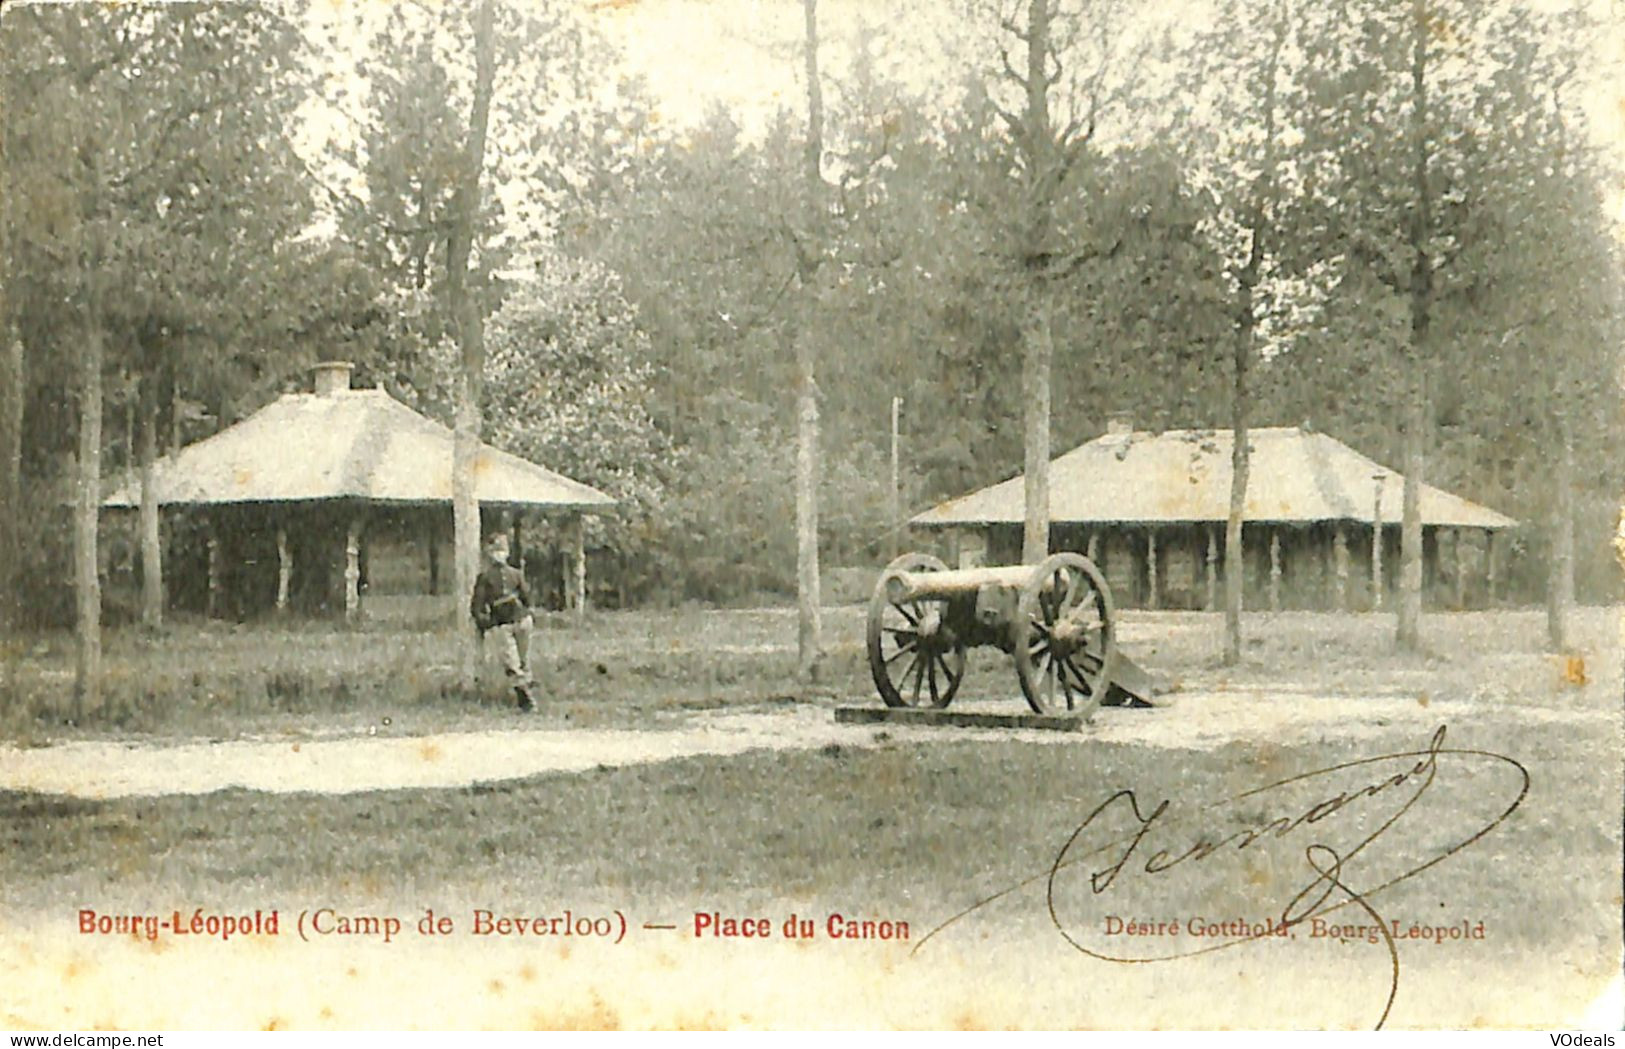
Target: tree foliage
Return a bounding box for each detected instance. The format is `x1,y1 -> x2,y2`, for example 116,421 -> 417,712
1,1 -> 323,651
2,0 -> 1618,640
477,256 -> 676,570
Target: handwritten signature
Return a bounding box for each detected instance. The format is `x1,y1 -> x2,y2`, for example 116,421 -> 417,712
914,725 -> 1529,1029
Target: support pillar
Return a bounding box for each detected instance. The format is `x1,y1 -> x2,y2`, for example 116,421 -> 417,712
889,396 -> 901,561
1371,478 -> 1386,612
1484,528 -> 1497,607
1453,528 -> 1466,610
1372,526 -> 1384,610
205,523 -> 219,620
427,520 -> 440,595
137,404 -> 163,630
1205,526 -> 1218,612
1334,526 -> 1349,611
1269,530 -> 1282,612
572,514 -> 587,621
344,518 -> 361,624
1423,526 -> 1439,600
275,527 -> 291,614
1146,529 -> 1159,611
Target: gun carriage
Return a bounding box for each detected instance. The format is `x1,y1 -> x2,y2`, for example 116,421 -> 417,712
868,551 -> 1147,721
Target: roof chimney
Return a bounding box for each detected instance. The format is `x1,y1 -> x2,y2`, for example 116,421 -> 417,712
312,361 -> 354,397
1106,412 -> 1133,437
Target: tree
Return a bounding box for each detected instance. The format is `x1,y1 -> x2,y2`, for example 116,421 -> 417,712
974,0 -> 1143,563
0,27 -> 18,636
73,176 -> 105,719
1221,4 -> 1284,665
474,255 -> 678,580
1271,1 -> 1621,629
792,0 -> 826,681
339,0 -> 610,652
3,7 -> 125,711
554,111 -> 797,601
117,6 -> 315,631
1179,0 -> 1295,663
557,5 -> 908,639
1296,0 -> 1497,649
1393,0 -> 1435,652
3,3 -> 319,703
1443,16 -> 1622,645
570,42 -> 1239,599
1010,0 -> 1062,564
448,0 -> 497,674
841,79 -> 1228,510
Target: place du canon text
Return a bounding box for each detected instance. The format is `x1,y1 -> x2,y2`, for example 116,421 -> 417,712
689,912 -> 910,941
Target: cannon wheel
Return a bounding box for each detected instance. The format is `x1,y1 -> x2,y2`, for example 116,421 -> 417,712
1013,553 -> 1116,719
868,553 -> 967,709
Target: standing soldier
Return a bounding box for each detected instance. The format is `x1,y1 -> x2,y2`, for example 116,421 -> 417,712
471,532 -> 536,712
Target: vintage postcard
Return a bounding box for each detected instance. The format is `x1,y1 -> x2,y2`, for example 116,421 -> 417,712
1,0 -> 1621,1032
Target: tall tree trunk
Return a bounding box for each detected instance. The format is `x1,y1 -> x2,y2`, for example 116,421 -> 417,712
794,330 -> 822,680
1224,310 -> 1251,666
1225,223 -> 1262,665
0,55 -> 18,635
1222,2 -> 1284,665
73,127 -> 106,718
412,181 -> 432,293
1545,421 -> 1574,651
452,373 -> 481,667
1397,378 -> 1424,649
74,314 -> 104,719
1019,0 -> 1055,565
1396,0 -> 1431,653
447,0 -> 496,678
138,380 -> 162,629
1020,291 -> 1053,564
794,0 -> 824,681
0,325 -> 20,634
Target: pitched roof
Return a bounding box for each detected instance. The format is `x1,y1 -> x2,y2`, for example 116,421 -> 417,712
910,426 -> 1516,530
104,386 -> 614,511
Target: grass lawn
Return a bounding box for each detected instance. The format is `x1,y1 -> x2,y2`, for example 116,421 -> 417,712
1,718 -> 1613,930
1,603 -> 1618,742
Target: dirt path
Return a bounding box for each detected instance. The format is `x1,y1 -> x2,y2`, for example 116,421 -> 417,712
0,688 -> 1611,800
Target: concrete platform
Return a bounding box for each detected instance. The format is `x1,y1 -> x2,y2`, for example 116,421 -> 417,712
833,706 -> 1086,732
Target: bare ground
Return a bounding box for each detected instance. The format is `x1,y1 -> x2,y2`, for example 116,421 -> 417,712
1,680 -> 1613,799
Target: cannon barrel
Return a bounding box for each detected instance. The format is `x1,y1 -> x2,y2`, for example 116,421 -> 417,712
883,564 -> 1046,604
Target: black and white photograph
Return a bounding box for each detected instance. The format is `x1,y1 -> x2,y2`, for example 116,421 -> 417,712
0,0 -> 1621,1031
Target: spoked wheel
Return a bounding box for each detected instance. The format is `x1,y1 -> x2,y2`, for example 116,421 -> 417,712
867,553 -> 967,709
1013,553 -> 1116,719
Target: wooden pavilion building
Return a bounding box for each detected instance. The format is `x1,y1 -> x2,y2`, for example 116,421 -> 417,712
103,361 -> 614,622
909,424 -> 1517,611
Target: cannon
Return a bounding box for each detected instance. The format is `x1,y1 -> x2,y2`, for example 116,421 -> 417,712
866,551 -> 1152,720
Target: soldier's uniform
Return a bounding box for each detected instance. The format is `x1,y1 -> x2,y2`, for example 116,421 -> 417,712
471,539 -> 536,711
